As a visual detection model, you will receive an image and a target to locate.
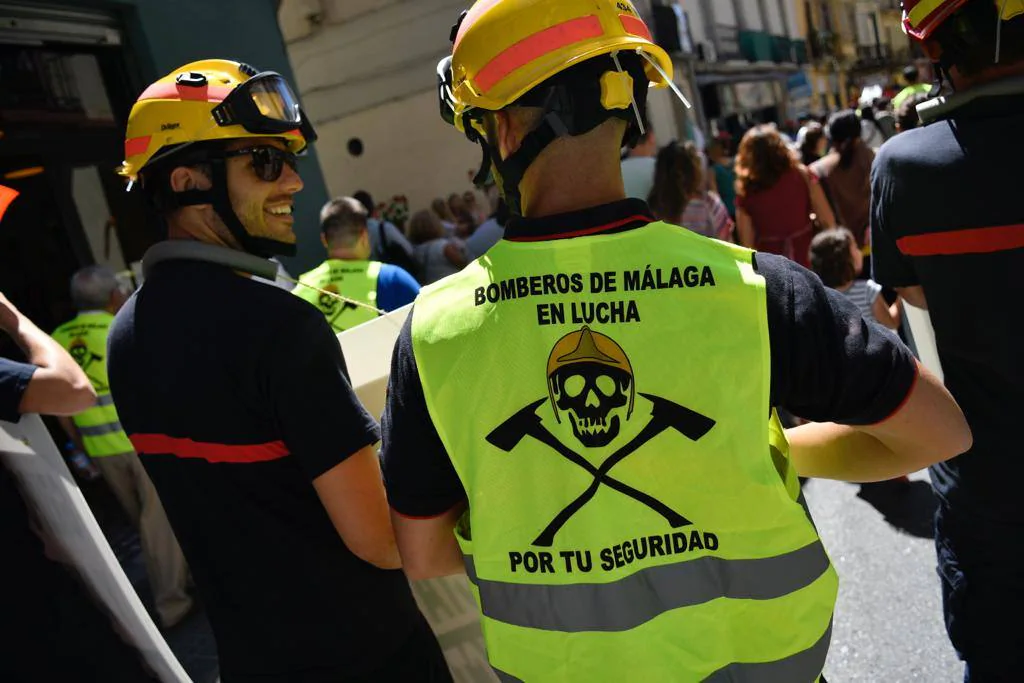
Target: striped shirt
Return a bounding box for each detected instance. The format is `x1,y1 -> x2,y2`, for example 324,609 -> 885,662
840,279 -> 883,323
679,192 -> 734,241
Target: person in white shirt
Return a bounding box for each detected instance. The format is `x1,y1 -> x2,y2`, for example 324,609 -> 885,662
620,118 -> 657,201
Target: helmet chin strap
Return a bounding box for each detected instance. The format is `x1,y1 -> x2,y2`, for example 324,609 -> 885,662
174,158 -> 297,259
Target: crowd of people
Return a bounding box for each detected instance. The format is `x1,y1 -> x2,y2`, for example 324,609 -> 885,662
0,0 -> 1020,681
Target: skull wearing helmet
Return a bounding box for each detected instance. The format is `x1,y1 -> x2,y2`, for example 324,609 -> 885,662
550,363 -> 632,447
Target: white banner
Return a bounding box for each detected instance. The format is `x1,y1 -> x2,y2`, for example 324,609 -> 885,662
0,414 -> 189,682
339,306 -> 497,683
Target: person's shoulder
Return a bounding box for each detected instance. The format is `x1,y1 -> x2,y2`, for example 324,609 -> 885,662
876,123 -> 945,167
378,262 -> 417,283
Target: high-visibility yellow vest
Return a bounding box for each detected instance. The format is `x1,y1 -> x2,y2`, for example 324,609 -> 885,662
294,259 -> 381,332
52,311 -> 133,458
411,222 -> 837,682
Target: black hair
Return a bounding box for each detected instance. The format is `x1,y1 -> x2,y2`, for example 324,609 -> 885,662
809,227 -> 857,288
903,64 -> 920,83
826,109 -> 862,169
931,0 -> 1024,77
352,190 -> 374,215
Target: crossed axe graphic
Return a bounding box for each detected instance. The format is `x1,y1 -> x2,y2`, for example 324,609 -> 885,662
487,393 -> 716,547
327,300 -> 360,328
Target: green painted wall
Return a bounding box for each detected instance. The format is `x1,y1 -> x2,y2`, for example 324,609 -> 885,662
62,0 -> 329,273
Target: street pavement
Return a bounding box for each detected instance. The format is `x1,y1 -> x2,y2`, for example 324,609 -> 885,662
804,470 -> 964,682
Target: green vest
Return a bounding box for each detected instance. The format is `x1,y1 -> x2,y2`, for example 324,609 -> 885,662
294,259 -> 381,332
52,312 -> 133,458
411,222 -> 837,682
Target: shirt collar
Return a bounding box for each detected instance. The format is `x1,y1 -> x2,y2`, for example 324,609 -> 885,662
142,241 -> 279,280
918,76 -> 1024,124
504,198 -> 655,242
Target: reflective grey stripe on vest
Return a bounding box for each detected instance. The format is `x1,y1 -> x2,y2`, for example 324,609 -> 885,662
79,421 -> 123,437
96,393 -> 116,407
465,540 -> 830,633
703,619 -> 832,683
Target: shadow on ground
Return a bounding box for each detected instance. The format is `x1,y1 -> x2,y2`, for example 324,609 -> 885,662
856,479 -> 937,539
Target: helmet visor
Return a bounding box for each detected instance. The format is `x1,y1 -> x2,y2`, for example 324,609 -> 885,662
212,71 -> 317,146
247,75 -> 302,124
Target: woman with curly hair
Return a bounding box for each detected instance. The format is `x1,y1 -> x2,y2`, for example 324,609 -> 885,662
734,124 -> 835,268
647,140 -> 734,241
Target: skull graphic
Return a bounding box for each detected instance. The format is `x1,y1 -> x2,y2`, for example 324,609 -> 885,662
319,284 -> 340,313
547,326 -> 635,448
551,363 -> 632,446
69,339 -> 90,368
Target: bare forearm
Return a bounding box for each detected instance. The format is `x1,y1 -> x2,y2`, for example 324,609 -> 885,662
788,362 -> 970,482
393,503 -> 467,581
788,422 -> 920,482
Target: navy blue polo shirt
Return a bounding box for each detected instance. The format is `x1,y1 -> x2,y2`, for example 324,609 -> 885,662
871,86 -> 1024,521
107,248 -> 422,679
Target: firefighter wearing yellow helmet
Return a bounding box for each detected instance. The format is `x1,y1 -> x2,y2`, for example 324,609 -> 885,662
108,61 -> 453,681
874,1 -> 1024,677
382,1 -> 968,681
121,59 -> 315,257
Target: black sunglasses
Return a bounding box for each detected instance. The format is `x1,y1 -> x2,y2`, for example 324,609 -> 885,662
223,146 -> 298,182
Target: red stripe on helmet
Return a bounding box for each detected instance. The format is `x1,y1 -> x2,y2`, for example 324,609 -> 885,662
124,135 -> 151,158
454,0 -> 504,50
619,14 -> 652,41
475,15 -> 605,94
136,81 -> 234,103
896,224 -> 1024,256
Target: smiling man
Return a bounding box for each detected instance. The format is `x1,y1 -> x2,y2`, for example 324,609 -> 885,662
106,61 -> 450,683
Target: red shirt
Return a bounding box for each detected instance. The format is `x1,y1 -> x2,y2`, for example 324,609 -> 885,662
737,167 -> 815,267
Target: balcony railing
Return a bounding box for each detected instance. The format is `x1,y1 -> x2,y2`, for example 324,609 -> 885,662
714,23 -> 742,60
856,43 -> 894,65
808,29 -> 839,61
739,29 -> 774,62
792,39 -> 809,64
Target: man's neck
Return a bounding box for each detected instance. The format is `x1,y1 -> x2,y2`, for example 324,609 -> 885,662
167,218 -> 240,251
327,248 -> 365,261
951,61 -> 1024,91
521,156 -> 626,217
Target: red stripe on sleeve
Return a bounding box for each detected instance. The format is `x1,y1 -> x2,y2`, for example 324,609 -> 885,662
130,434 -> 289,464
896,224 -> 1024,256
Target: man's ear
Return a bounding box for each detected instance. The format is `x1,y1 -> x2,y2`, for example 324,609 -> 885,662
320,233 -> 328,250
169,166 -> 211,193
492,110 -> 520,161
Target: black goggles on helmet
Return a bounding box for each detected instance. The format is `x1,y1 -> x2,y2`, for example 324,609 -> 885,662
211,71 -> 318,149
437,56 -> 486,143
223,145 -> 298,182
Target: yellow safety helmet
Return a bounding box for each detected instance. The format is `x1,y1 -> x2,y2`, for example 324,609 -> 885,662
443,0 -> 671,126
437,0 -> 674,215
120,59 -> 315,182
547,326 -> 635,421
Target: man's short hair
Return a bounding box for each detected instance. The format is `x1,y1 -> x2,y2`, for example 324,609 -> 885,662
903,65 -> 919,83
70,265 -> 120,311
320,197 -> 368,248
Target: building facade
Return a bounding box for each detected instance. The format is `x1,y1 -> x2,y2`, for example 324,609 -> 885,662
799,0 -> 923,111
0,0 -> 330,344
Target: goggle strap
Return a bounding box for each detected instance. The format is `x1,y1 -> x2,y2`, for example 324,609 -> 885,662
175,189 -> 215,207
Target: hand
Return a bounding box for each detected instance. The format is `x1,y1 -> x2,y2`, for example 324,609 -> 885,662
0,291 -> 22,334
